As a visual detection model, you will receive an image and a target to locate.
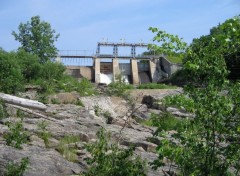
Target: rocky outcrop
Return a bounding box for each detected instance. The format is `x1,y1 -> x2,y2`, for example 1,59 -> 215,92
0,145 -> 83,176
0,89 -> 184,176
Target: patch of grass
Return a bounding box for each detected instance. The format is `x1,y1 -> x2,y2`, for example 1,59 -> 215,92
75,99 -> 84,107
137,83 -> 177,89
37,120 -> 51,146
57,135 -> 80,162
5,157 -> 29,176
151,112 -> 189,134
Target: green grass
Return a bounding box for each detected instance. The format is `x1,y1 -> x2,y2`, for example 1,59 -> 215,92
57,135 -> 80,162
137,83 -> 177,89
141,112 -> 189,133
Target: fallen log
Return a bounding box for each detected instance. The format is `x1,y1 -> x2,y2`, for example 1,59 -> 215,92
0,93 -> 46,111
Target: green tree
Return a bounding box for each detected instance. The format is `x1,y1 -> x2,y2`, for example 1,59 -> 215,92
148,27 -> 187,59
184,15 -> 240,83
149,16 -> 240,175
0,49 -> 24,94
12,16 -> 60,63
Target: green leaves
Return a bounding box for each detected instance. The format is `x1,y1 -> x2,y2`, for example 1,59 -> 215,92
84,128 -> 147,176
151,15 -> 240,175
12,16 -> 60,63
148,27 -> 188,57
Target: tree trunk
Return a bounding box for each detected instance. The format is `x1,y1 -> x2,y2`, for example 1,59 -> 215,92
0,93 -> 46,111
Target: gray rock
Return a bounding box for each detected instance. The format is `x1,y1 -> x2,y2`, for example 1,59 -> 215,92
0,144 -> 84,176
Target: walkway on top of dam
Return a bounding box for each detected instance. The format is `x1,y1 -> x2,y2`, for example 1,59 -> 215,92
57,42 -> 162,60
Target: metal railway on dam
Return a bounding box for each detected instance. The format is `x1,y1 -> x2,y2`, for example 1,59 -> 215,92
56,42 -> 182,85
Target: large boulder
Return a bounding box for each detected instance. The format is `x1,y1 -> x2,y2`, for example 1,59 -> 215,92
0,145 -> 84,176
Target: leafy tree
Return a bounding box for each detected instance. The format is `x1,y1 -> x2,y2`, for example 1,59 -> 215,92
0,49 -> 24,94
149,16 -> 240,175
148,27 -> 187,59
12,16 -> 60,63
184,15 -> 240,83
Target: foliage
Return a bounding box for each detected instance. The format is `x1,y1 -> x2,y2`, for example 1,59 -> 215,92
4,121 -> 28,149
148,27 -> 187,58
83,128 -> 147,176
37,120 -> 51,146
5,157 -> 29,176
15,49 -> 42,82
75,99 -> 85,107
137,83 -> 176,89
57,135 -> 80,162
150,16 -> 240,175
93,105 -> 113,124
107,74 -> 134,97
0,49 -> 24,94
0,100 -> 7,119
167,54 -> 183,64
151,112 -> 189,134
12,15 -> 60,63
184,15 -> 240,84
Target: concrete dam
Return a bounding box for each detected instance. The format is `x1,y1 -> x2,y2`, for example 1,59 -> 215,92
57,42 -> 182,85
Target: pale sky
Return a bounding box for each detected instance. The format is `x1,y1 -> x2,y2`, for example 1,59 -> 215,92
0,0 -> 239,55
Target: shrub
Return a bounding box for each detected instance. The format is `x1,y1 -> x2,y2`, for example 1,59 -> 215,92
5,157 -> 29,176
4,121 -> 28,149
0,50 -> 24,94
84,128 -> 147,176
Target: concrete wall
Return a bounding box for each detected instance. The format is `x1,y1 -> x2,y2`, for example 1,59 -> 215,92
160,57 -> 182,77
65,66 -> 94,81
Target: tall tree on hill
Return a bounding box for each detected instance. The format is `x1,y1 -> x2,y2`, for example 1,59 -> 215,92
12,16 -> 60,63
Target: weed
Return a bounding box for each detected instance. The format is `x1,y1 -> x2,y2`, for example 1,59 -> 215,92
83,128 -> 147,176
37,120 -> 51,146
75,99 -> 84,107
102,111 -> 113,124
94,105 -> 102,116
0,100 -> 7,119
5,157 -> 29,176
51,98 -> 60,104
57,135 -> 80,162
4,121 -> 28,149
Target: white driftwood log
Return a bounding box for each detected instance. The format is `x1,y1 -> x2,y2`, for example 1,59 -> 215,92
0,93 -> 46,110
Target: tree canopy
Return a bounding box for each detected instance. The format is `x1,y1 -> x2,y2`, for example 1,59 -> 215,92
12,16 -> 60,63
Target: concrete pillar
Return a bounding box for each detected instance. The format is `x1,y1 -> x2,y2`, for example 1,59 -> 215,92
149,59 -> 158,82
112,58 -> 120,82
131,59 -> 139,85
94,58 -> 100,83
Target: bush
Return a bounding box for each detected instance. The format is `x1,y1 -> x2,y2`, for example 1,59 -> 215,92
84,128 -> 147,176
16,49 -> 42,82
0,50 -> 24,94
4,121 -> 28,149
5,157 -> 29,176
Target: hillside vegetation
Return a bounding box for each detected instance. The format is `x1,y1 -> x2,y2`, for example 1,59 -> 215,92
0,15 -> 239,176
